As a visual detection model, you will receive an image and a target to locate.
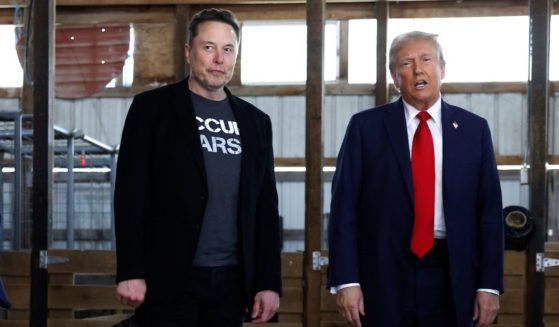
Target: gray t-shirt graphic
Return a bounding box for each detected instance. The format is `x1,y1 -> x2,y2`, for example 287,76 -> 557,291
191,92 -> 242,267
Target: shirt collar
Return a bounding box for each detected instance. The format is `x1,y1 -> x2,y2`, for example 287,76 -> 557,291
403,95 -> 442,127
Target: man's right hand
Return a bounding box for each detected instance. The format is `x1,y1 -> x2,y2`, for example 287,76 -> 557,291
336,286 -> 365,327
116,279 -> 146,308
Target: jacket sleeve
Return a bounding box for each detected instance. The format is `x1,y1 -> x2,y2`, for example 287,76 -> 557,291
477,120 -> 504,293
253,115 -> 282,295
327,115 -> 363,288
114,94 -> 154,283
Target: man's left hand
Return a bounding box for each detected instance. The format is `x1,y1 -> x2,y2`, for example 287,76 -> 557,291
251,290 -> 280,324
472,291 -> 499,327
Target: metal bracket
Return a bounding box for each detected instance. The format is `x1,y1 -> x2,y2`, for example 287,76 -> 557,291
536,252 -> 559,272
39,250 -> 69,269
312,251 -> 329,271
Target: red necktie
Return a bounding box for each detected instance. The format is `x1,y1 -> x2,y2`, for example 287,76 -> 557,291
410,111 -> 435,258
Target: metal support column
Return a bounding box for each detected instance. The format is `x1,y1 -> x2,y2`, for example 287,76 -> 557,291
30,0 -> 55,325
526,1 -> 551,326
66,135 -> 75,248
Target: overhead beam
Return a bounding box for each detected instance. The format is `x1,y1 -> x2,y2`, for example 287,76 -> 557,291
2,1 -> 553,25
0,0 -> 540,8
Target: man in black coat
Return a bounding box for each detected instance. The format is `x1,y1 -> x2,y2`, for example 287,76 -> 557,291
114,8 -> 281,326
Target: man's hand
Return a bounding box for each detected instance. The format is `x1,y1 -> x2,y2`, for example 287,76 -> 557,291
336,286 -> 365,327
473,291 -> 499,327
251,290 -> 280,323
116,279 -> 146,308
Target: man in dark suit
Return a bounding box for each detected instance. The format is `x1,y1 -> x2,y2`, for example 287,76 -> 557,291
327,31 -> 503,327
114,8 -> 281,326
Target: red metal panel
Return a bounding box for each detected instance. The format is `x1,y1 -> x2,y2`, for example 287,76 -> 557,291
16,24 -> 130,99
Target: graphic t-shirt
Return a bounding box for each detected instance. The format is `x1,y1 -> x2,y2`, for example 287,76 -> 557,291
191,92 -> 242,267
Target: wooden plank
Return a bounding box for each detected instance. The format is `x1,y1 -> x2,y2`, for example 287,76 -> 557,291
546,242 -> 559,252
305,1 -> 326,327
49,274 -> 74,285
0,322 -> 29,327
321,323 -> 348,327
48,310 -> 74,318
283,278 -> 303,288
47,250 -> 116,274
47,320 -> 121,327
278,313 -> 303,322
545,288 -> 559,314
48,285 -> 125,310
320,287 -> 337,312
4,284 -> 30,310
321,312 -> 345,322
278,287 -> 303,314
500,289 -> 525,314
4,310 -> 29,320
282,252 -> 303,278
244,324 -> 302,327
495,313 -> 525,324
504,275 -> 525,289
57,6 -> 175,24
0,251 -> 31,276
133,22 -> 175,86
504,251 -> 527,275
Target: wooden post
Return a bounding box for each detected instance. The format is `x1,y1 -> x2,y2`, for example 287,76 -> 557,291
29,0 -> 55,326
375,1 -> 389,106
174,5 -> 190,81
526,0 -> 551,326
304,0 -> 325,327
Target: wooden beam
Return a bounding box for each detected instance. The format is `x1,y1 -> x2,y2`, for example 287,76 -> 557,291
1,81 -> 551,99
390,0 -> 529,18
526,0 -> 552,326
30,1 -> 54,326
3,1 -> 554,25
375,1 -> 388,106
304,0 -> 325,326
57,6 -> 175,24
0,0 -> 465,6
174,5 -> 190,81
338,20 -> 348,82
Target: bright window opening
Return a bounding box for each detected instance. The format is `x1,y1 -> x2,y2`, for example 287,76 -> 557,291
388,16 -> 530,83
0,25 -> 23,87
348,19 -> 377,84
241,21 -> 338,84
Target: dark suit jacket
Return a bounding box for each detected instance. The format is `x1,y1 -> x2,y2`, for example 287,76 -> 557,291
114,78 -> 282,309
328,98 -> 503,327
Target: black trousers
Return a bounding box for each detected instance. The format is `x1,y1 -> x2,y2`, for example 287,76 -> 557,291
401,239 -> 460,327
136,265 -> 246,327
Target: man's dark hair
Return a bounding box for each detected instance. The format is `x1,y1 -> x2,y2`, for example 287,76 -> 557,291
188,8 -> 241,45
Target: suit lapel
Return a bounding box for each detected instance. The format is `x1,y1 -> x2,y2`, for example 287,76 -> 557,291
171,79 -> 207,184
441,101 -> 458,198
384,99 -> 413,202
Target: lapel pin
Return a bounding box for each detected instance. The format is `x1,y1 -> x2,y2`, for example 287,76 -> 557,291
452,121 -> 459,129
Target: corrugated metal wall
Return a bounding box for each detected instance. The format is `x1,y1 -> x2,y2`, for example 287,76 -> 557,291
0,92 -> 557,250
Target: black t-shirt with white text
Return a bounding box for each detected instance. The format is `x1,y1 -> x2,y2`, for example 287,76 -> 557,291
191,92 -> 242,267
